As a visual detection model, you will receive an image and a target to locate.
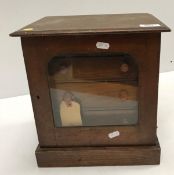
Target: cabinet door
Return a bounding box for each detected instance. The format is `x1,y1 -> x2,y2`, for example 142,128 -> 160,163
21,34 -> 160,147
48,55 -> 138,127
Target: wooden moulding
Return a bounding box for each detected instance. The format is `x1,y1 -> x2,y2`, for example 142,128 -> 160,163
35,138 -> 160,167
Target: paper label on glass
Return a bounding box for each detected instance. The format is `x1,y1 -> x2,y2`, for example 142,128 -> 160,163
60,101 -> 82,126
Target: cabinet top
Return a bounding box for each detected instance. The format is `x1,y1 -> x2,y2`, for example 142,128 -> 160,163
10,13 -> 170,37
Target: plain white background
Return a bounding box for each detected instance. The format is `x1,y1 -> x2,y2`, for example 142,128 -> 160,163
0,72 -> 174,174
0,0 -> 174,99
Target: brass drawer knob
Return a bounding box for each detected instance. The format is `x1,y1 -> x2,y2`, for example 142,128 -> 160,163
120,63 -> 129,72
118,89 -> 129,100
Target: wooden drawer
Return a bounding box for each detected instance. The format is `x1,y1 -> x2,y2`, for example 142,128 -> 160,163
48,54 -> 138,83
50,82 -> 138,127
52,82 -> 137,100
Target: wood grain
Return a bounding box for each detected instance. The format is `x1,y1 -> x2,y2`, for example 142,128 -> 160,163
36,138 -> 160,167
10,13 -> 170,37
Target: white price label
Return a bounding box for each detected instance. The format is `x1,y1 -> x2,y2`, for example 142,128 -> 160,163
139,24 -> 161,28
96,42 -> 110,49
108,131 -> 120,139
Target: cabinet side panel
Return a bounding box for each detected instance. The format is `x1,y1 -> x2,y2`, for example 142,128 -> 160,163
21,37 -> 57,146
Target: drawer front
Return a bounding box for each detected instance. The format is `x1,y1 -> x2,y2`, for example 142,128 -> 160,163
50,82 -> 138,127
48,54 -> 138,84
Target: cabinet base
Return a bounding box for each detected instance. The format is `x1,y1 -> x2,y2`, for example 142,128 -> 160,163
36,140 -> 160,167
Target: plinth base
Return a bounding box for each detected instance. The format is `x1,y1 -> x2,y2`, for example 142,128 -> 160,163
36,140 -> 160,167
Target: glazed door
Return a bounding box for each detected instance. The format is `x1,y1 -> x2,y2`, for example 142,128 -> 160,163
48,54 -> 138,127
21,33 -> 160,147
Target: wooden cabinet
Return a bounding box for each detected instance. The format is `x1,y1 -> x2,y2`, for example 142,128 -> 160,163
10,13 -> 170,166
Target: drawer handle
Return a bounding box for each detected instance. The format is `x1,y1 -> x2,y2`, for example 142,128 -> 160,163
118,89 -> 129,100
120,63 -> 129,73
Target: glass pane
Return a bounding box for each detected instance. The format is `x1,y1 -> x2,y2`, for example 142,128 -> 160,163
48,54 -> 138,127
